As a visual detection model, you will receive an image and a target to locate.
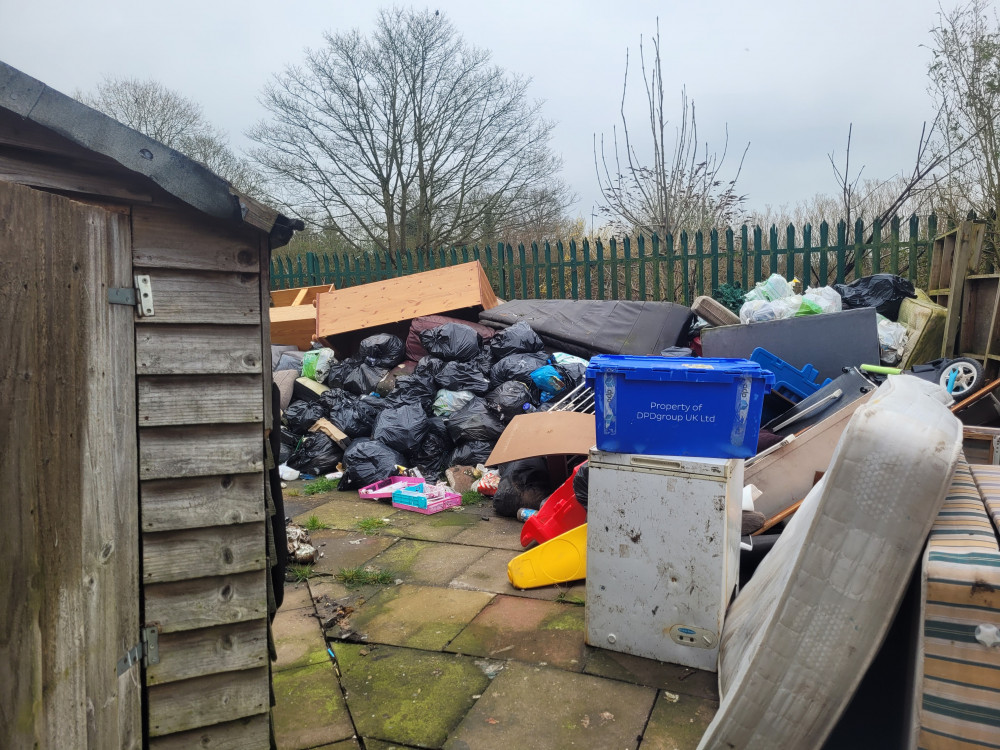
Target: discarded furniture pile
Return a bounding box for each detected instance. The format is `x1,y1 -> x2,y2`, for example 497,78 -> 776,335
271,221 -> 1000,747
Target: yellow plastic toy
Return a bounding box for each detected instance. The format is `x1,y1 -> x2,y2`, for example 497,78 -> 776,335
507,523 -> 587,589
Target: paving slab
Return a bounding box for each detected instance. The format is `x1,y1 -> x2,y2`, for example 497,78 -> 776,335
336,642 -> 491,748
449,516 -> 524,550
443,661 -> 656,750
281,581 -> 315,610
272,662 -> 354,750
381,507 -> 481,542
446,595 -> 586,670
272,606 -> 329,672
309,529 -> 398,575
583,647 -> 719,700
295,495 -> 400,530
450,548 -> 587,602
363,741 -> 421,750
311,740 -> 361,749
368,538 -> 490,586
283,483 -> 339,519
639,692 -> 718,750
346,583 -> 494,650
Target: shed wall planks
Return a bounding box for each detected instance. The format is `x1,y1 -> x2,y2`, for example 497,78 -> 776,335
140,474 -> 265,532
144,570 -> 267,634
147,714 -> 271,750
135,324 -> 263,375
147,667 -> 270,737
142,522 -> 266,584
132,203 -> 260,272
133,268 -> 261,324
138,375 -> 264,427
147,620 -> 268,685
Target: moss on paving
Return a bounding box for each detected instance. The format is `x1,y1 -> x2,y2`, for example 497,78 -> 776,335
271,662 -> 354,748
336,642 -> 490,748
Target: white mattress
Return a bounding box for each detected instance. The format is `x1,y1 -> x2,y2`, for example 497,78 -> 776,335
697,375 -> 961,750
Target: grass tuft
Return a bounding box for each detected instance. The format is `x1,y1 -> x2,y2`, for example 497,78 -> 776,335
555,591 -> 586,606
303,515 -> 330,531
289,564 -> 313,583
335,566 -> 395,589
461,490 -> 485,506
303,477 -> 339,495
356,517 -> 388,534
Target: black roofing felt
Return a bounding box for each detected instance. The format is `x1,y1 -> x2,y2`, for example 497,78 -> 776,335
0,60 -> 250,226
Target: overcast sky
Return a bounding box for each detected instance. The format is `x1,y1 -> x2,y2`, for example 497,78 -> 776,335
1,0 -> 954,226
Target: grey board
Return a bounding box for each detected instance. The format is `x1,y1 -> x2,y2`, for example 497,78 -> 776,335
700,307 -> 880,384
478,299 -> 693,359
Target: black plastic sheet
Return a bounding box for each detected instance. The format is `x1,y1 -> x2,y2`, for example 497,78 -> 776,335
359,333 -> 405,368
339,439 -> 405,491
833,274 -> 916,319
419,323 -> 483,362
446,397 -> 505,443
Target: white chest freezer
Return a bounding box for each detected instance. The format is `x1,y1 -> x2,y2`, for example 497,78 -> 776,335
585,450 -> 743,671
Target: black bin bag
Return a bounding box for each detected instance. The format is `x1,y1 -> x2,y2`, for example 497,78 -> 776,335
286,432 -> 343,476
492,458 -> 555,517
372,402 -> 429,457
343,363 -> 388,396
489,352 -> 549,389
411,417 -> 454,482
419,323 -> 482,362
319,388 -> 377,438
339,439 -> 405,491
485,381 -> 537,422
284,399 -> 326,435
435,360 -> 490,394
446,397 -> 505,444
833,274 -> 916,319
489,321 -> 544,361
359,333 -> 405,368
447,440 -> 494,468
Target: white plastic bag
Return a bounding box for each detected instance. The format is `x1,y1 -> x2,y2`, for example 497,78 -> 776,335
744,274 -> 794,303
740,295 -> 802,324
803,286 -> 843,315
877,315 -> 909,365
279,463 -> 300,481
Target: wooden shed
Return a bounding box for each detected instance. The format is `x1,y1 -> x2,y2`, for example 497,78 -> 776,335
0,61 -> 301,748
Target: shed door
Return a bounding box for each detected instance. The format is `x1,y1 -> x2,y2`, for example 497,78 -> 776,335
1,181 -> 141,748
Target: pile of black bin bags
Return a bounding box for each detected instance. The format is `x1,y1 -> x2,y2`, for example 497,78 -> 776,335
277,322 -> 587,515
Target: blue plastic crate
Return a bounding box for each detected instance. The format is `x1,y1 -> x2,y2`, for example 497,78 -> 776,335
585,355 -> 775,458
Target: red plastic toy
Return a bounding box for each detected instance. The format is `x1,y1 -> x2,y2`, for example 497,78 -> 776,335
520,464 -> 587,548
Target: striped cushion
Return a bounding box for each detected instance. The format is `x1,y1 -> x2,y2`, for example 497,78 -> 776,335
915,460 -> 1000,749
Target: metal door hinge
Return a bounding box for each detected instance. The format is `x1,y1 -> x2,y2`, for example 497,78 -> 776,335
116,626 -> 159,676
107,274 -> 154,317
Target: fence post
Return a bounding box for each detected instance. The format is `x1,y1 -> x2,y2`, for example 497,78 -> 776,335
651,233 -> 662,300
710,229 -> 719,294
679,231 -> 691,305
609,237 -> 619,299
694,231 -> 705,298
637,234 -> 647,300
543,240 -> 553,299
785,224 -> 795,281
622,236 -> 632,300
819,221 -> 830,284
665,232 -> 676,303
569,240 -> 579,300
872,217 -> 882,275
595,239 -> 606,300
907,215 -> 919,285
802,224 -> 812,285
835,220 -> 846,284
583,238 -> 593,299
889,216 -> 900,276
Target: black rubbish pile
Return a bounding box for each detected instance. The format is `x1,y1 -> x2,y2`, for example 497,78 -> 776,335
277,324 -> 591,499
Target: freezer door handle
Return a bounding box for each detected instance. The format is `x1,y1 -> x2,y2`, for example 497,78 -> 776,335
628,456 -> 684,471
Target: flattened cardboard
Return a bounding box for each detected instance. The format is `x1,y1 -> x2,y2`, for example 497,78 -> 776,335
486,412 -> 596,466
309,418 -> 351,450
315,261 -> 498,339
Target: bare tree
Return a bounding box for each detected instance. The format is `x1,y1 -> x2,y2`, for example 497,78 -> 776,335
248,8 -> 573,255
77,76 -> 263,196
595,19 -> 748,238
928,0 -> 1000,259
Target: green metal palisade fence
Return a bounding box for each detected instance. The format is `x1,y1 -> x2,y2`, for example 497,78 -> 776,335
271,216 -> 945,302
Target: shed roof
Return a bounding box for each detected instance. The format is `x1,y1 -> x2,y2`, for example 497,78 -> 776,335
0,60 -> 301,247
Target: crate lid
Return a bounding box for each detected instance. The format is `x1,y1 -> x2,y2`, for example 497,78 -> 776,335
585,355 -> 775,384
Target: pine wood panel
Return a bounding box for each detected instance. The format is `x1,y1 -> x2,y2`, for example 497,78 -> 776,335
146,620 -> 268,685
144,570 -> 267,634
147,714 -> 270,750
269,304 -> 317,350
270,283 -> 335,307
147,668 -> 269,737
132,203 -> 260,272
138,375 -> 263,427
133,268 -> 261,325
139,423 -> 263,480
0,180 -> 141,749
143,522 -> 265,584
140,474 -> 265,532
135,324 -> 263,375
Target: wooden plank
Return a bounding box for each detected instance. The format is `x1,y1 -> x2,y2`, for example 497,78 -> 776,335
139,375 -> 264,427
143,522 -> 265,584
139,423 -> 263,480
135,324 -> 263,375
259,240 -> 274,434
141,474 -> 265,532
132,203 -> 260,272
148,713 -> 270,750
147,620 -> 268,685
147,668 -> 269,737
145,570 -> 267,633
0,147 -> 155,203
133,268 -> 261,325
269,304 -> 316,349
315,261 -> 497,338
269,283 -> 335,307
0,180 -> 141,749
